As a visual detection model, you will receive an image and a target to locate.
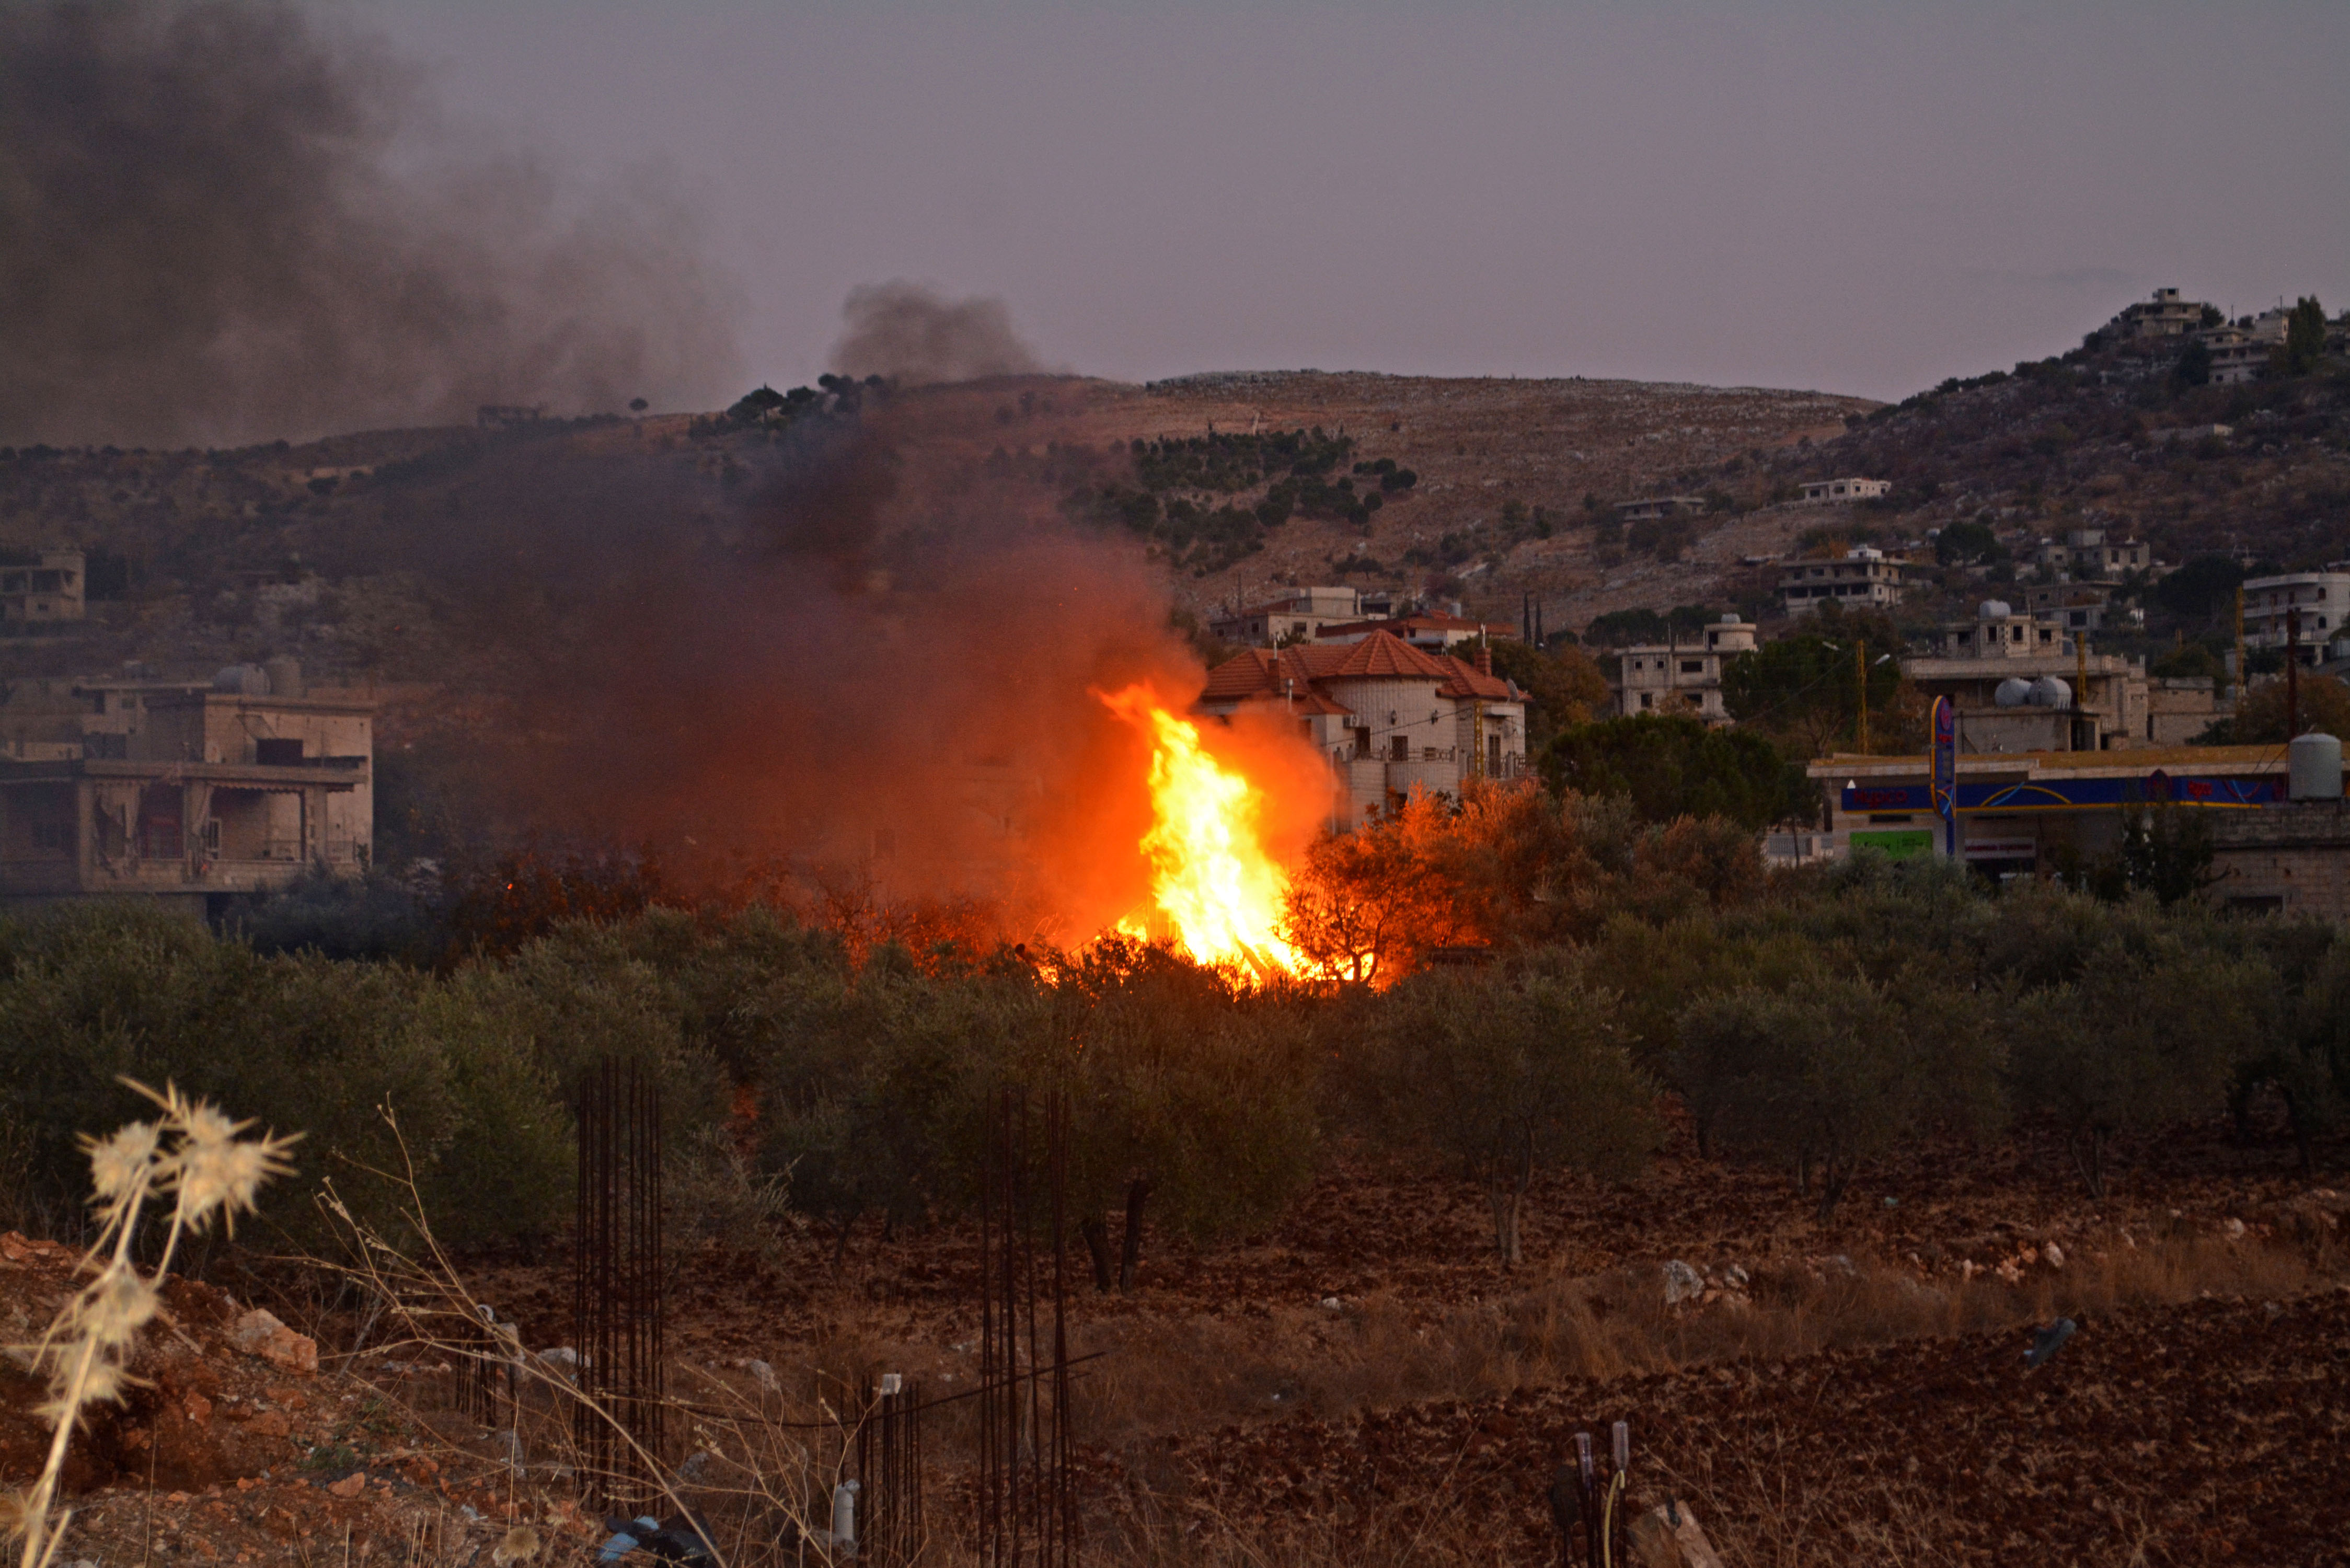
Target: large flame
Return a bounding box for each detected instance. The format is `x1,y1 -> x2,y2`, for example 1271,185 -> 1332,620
1099,685 -> 1301,976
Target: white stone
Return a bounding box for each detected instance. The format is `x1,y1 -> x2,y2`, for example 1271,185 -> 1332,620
1662,1260 -> 1704,1306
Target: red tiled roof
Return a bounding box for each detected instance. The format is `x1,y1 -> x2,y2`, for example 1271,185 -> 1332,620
1322,630 -> 1457,680
1434,655 -> 1517,701
1201,631 -> 1511,710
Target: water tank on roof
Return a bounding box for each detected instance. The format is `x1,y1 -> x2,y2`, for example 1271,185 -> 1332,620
262,657 -> 304,700
1978,600 -> 2013,620
1995,677 -> 2033,707
2289,732 -> 2343,801
2028,676 -> 2071,708
213,664 -> 269,696
1720,611 -> 1741,624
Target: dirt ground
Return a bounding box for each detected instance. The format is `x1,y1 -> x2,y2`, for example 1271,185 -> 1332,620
7,1115 -> 2346,1566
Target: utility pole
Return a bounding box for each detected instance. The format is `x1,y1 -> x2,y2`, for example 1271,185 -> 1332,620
2234,584 -> 2246,702
1854,639 -> 1868,755
2076,629 -> 2091,751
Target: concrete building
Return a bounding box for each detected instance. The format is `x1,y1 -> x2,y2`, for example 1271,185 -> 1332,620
1610,614 -> 1758,720
1616,496 -> 1709,523
2022,582 -> 2125,635
2148,678 -> 2229,746
1196,629 -> 1527,827
2201,327 -> 2266,387
1905,602 -> 2152,752
1316,609 -> 1506,653
1797,478 -> 1891,504
0,661 -> 374,916
2242,567 -> 2350,664
2203,799 -> 2350,919
1779,547 -> 1912,617
2104,287 -> 2210,341
1208,585 -> 1385,649
2034,527 -> 2152,581
0,549 -> 86,625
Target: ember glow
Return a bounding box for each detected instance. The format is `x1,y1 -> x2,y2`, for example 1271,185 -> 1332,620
1099,685 -> 1302,976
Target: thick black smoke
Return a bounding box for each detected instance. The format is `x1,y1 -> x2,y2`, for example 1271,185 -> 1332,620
0,0 -> 743,447
828,281 -> 1042,385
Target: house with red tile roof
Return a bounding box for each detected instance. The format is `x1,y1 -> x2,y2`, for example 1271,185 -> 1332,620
1196,629 -> 1529,827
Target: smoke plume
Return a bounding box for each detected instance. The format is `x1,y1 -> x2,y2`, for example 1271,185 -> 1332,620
0,0 -> 744,447
827,281 -> 1042,385
363,395 -> 1308,943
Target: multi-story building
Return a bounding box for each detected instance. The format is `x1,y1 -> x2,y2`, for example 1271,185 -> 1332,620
1796,478 -> 1891,504
2241,567 -> 2350,665
2104,287 -> 2210,341
1611,615 -> 1758,720
2202,327 -> 2266,386
2034,527 -> 2152,580
1208,585 -> 1385,649
0,549 -> 86,625
2022,583 -> 2123,635
1196,629 -> 1527,828
1779,547 -> 1912,617
1905,602 -> 2151,752
0,660 -> 374,916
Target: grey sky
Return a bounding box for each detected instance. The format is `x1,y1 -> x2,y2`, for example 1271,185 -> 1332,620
350,2 -> 2349,405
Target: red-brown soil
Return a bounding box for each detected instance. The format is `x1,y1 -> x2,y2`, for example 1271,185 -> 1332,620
9,1117 -> 2345,1566
1160,1288 -> 2350,1566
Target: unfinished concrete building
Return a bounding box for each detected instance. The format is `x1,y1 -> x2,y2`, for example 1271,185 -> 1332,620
0,661 -> 373,916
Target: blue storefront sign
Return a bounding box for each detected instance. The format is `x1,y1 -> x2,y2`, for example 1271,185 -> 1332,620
1842,774 -> 2282,813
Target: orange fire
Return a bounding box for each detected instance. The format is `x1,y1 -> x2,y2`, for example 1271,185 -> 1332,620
1098,686 -> 1302,976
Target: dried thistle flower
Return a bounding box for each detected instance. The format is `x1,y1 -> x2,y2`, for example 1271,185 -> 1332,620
83,1122 -> 158,1203
17,1085 -> 296,1568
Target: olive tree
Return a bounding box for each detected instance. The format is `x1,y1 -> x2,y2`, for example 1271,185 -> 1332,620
1364,965 -> 1655,1266
2013,937 -> 2273,1197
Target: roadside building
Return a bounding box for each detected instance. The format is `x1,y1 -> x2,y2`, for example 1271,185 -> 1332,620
0,660 -> 373,917
1796,478 -> 1891,504
1810,740 -> 2347,917
0,549 -> 86,625
1196,629 -> 1527,827
1610,614 -> 1758,720
2241,566 -> 2350,665
1778,546 -> 1913,617
1208,585 -> 1385,649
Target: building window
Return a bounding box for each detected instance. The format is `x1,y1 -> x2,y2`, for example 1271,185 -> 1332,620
1680,660 -> 1703,674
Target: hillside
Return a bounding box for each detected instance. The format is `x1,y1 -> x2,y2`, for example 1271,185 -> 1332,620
3,325 -> 2344,863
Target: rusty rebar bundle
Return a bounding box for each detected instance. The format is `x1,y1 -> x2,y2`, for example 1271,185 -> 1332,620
857,1375 -> 927,1564
573,1056 -> 665,1507
977,1088 -> 1075,1568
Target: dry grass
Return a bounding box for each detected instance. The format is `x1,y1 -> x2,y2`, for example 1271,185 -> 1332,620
1058,1227 -> 2333,1447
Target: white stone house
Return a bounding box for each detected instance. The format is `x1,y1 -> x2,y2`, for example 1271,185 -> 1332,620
1196,630 -> 1527,828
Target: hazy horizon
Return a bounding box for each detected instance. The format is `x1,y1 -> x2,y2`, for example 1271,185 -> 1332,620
331,0 -> 2348,412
